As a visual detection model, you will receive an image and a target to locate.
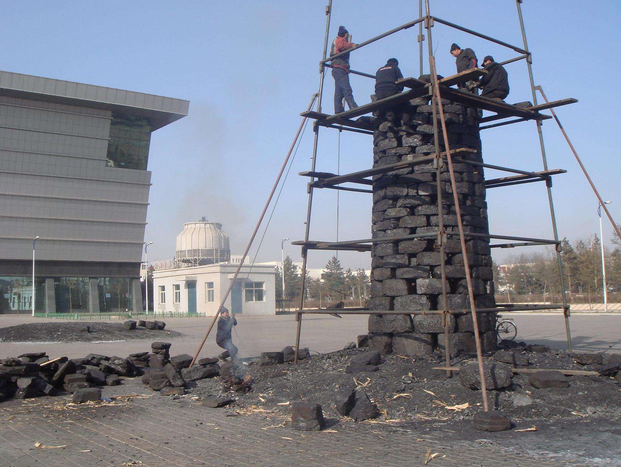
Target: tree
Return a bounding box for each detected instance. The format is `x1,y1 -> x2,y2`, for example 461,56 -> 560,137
321,256 -> 347,301
275,256 -> 302,303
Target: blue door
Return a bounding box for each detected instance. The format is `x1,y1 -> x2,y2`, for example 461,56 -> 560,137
231,280 -> 242,315
187,281 -> 197,314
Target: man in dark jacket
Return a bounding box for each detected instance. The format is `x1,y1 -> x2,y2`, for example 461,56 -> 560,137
478,55 -> 510,101
330,26 -> 359,114
450,43 -> 478,93
375,58 -> 404,100
216,307 -> 238,361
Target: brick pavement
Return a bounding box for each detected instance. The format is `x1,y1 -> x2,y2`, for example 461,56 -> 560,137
0,379 -> 572,467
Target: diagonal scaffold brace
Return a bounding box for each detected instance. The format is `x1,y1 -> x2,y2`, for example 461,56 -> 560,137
188,92 -> 318,368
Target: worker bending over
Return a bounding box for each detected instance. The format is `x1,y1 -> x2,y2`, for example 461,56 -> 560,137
375,58 -> 404,100
330,26 -> 359,114
478,55 -> 510,101
450,43 -> 478,93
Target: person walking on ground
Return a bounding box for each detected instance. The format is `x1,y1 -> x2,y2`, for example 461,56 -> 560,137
330,26 -> 359,114
478,55 -> 510,101
375,58 -> 404,100
450,43 -> 478,93
216,307 -> 238,361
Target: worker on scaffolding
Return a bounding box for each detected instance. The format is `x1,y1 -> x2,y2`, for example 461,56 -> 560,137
450,43 -> 478,94
375,58 -> 404,100
330,26 -> 359,114
478,55 -> 510,101
216,307 -> 238,361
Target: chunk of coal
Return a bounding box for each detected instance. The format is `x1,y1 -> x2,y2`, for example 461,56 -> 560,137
14,387 -> 43,399
129,352 -> 149,359
413,314 -> 456,334
349,391 -> 379,421
459,362 -> 513,390
259,352 -> 284,366
334,387 -> 356,416
368,333 -> 392,355
16,377 -> 37,389
18,352 -> 46,359
599,363 -> 621,377
351,351 -> 381,366
181,364 -> 219,382
0,363 -> 40,376
151,342 -> 172,351
34,357 -> 50,364
291,402 -> 325,431
345,365 -> 380,374
437,333 -> 476,358
84,354 -> 109,366
65,382 -> 90,393
52,361 -> 76,385
123,320 -> 137,330
573,353 -> 603,366
137,320 -> 146,327
282,346 -> 310,363
145,321 -> 158,330
526,344 -> 548,353
73,388 -> 101,404
197,357 -> 219,366
164,364 -> 186,387
160,387 -> 185,396
2,357 -> 24,367
494,350 -> 529,367
148,354 -> 168,369
170,354 -> 193,371
202,396 -> 235,408
106,374 -> 121,386
357,335 -> 369,348
473,411 -> 512,432
85,369 -> 107,386
528,370 -> 569,389
149,371 -> 171,391
64,374 -> 88,385
154,321 -> 166,330
343,342 -> 356,350
368,314 -> 413,334
83,326 -> 91,333
393,333 -> 434,357
101,357 -> 136,377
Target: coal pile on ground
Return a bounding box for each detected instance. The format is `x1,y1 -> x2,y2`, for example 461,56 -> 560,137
0,321 -> 180,343
189,346 -> 621,429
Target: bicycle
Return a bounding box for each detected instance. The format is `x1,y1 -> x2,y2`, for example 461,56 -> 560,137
495,313 -> 517,343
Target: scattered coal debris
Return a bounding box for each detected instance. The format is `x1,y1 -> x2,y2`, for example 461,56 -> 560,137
0,321 -> 178,343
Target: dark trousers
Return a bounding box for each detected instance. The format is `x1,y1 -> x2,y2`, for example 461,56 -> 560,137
481,89 -> 509,101
375,88 -> 399,100
332,68 -> 358,114
218,339 -> 238,360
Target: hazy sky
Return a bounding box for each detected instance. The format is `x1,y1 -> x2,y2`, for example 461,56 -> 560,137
2,1 -> 620,269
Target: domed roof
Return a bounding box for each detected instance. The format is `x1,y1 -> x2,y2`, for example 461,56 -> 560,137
175,218 -> 231,265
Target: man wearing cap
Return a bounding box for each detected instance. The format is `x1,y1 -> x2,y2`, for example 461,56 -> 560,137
375,58 -> 404,100
478,55 -> 510,101
216,307 -> 238,361
450,43 -> 478,93
330,26 -> 359,114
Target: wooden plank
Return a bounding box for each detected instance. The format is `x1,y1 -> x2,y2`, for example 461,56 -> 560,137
528,98 -> 578,112
440,87 -> 547,120
300,110 -> 329,120
396,77 -> 428,89
485,169 -> 567,188
439,68 -> 487,87
433,366 -> 599,376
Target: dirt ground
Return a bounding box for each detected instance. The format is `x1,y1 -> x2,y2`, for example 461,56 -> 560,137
0,322 -> 181,343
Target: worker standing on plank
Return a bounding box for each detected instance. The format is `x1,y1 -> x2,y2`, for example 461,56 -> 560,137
330,26 -> 359,114
216,307 -> 238,361
478,55 -> 510,101
450,43 -> 478,93
375,58 -> 404,100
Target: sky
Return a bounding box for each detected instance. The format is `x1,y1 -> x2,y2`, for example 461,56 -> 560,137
2,0 -> 620,270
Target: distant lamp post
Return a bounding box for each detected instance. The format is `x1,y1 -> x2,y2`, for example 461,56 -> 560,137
598,201 -> 612,312
31,236 -> 40,317
145,241 -> 153,315
281,238 -> 289,308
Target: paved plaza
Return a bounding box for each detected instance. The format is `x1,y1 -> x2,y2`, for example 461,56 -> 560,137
0,312 -> 619,466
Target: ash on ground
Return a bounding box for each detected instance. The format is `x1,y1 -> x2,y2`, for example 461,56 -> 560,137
0,321 -> 180,343
190,346 -> 621,427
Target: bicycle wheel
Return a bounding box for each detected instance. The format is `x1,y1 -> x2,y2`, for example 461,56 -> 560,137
497,321 -> 517,342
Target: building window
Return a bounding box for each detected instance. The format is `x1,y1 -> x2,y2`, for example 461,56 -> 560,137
106,113 -> 152,170
244,281 -> 264,302
173,284 -> 181,303
205,282 -> 214,302
159,286 -> 165,304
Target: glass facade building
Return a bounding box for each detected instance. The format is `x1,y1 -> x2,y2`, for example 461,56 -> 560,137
0,71 -> 189,313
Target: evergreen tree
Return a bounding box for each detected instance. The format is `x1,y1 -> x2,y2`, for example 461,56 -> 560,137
321,256 -> 347,300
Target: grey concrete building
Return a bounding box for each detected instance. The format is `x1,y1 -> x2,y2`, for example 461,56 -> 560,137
0,70 -> 189,314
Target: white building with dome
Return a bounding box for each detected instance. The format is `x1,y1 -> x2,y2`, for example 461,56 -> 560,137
152,219 -> 276,316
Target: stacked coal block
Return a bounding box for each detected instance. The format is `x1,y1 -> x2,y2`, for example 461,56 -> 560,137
367,97 -> 496,357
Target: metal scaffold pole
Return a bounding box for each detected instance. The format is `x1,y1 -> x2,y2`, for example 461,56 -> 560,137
515,0 -> 572,352
294,0 -> 333,364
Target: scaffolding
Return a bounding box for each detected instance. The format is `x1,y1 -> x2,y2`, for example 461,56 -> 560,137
291,0 -> 580,411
